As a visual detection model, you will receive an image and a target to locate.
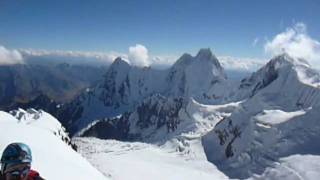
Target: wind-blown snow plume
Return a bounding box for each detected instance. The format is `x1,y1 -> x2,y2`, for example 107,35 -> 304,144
0,45 -> 24,65
128,44 -> 149,67
265,22 -> 320,68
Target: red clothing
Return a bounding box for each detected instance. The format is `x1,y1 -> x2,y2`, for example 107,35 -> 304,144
0,169 -> 44,180
27,170 -> 43,180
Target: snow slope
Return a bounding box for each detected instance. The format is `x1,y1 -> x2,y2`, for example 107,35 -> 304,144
0,109 -> 108,180
250,154 -> 320,180
77,97 -> 237,179
9,108 -> 71,142
201,54 -> 320,178
74,137 -> 228,180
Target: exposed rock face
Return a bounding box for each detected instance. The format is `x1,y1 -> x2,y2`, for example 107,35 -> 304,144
80,94 -> 184,141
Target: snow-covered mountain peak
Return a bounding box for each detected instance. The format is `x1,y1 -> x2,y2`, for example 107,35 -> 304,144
172,53 -> 193,68
267,53 -> 310,70
167,48 -> 227,99
195,48 -> 214,60
195,48 -> 223,70
172,48 -> 223,71
109,57 -> 131,71
236,53 -> 320,100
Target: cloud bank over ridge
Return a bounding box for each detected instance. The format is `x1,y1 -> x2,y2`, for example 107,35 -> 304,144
265,22 -> 320,68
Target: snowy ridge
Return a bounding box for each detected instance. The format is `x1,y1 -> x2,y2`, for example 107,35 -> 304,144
201,54 -> 320,178
9,108 -> 71,144
0,109 -> 109,180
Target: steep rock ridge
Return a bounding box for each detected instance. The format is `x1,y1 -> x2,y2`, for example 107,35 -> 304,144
79,95 -> 239,147
98,57 -> 168,107
80,94 -> 184,141
99,57 -> 132,107
201,54 -> 320,178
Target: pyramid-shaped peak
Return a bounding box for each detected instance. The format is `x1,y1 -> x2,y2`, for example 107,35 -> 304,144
172,53 -> 193,67
180,53 -> 193,59
196,48 -> 215,59
195,48 -> 221,66
111,57 -> 131,67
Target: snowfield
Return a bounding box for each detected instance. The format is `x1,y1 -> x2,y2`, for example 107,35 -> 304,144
250,154 -> 320,180
0,109 -> 109,180
74,137 -> 228,180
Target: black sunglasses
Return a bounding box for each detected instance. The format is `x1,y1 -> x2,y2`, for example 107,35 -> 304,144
6,166 -> 30,178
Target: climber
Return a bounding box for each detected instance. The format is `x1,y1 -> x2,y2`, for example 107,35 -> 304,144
0,143 -> 44,180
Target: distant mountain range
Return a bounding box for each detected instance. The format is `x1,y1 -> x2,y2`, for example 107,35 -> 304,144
0,63 -> 106,110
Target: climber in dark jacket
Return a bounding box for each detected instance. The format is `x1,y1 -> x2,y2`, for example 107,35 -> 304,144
0,143 -> 44,180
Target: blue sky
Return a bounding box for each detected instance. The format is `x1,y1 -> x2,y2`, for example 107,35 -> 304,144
0,0 -> 319,58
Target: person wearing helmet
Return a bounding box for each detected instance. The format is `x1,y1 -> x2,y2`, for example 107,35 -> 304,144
0,143 -> 44,180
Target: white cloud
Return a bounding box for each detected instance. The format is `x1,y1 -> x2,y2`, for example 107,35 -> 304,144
128,44 -> 149,67
20,46 -> 177,69
15,44 -> 267,72
0,46 -> 24,65
149,55 -> 178,69
19,49 -> 127,66
265,22 -> 320,68
218,56 -> 265,72
19,45 -> 177,68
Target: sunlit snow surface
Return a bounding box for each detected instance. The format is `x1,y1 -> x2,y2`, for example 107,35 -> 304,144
254,109 -> 306,125
0,110 -> 108,180
74,137 -> 228,180
250,154 -> 320,180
